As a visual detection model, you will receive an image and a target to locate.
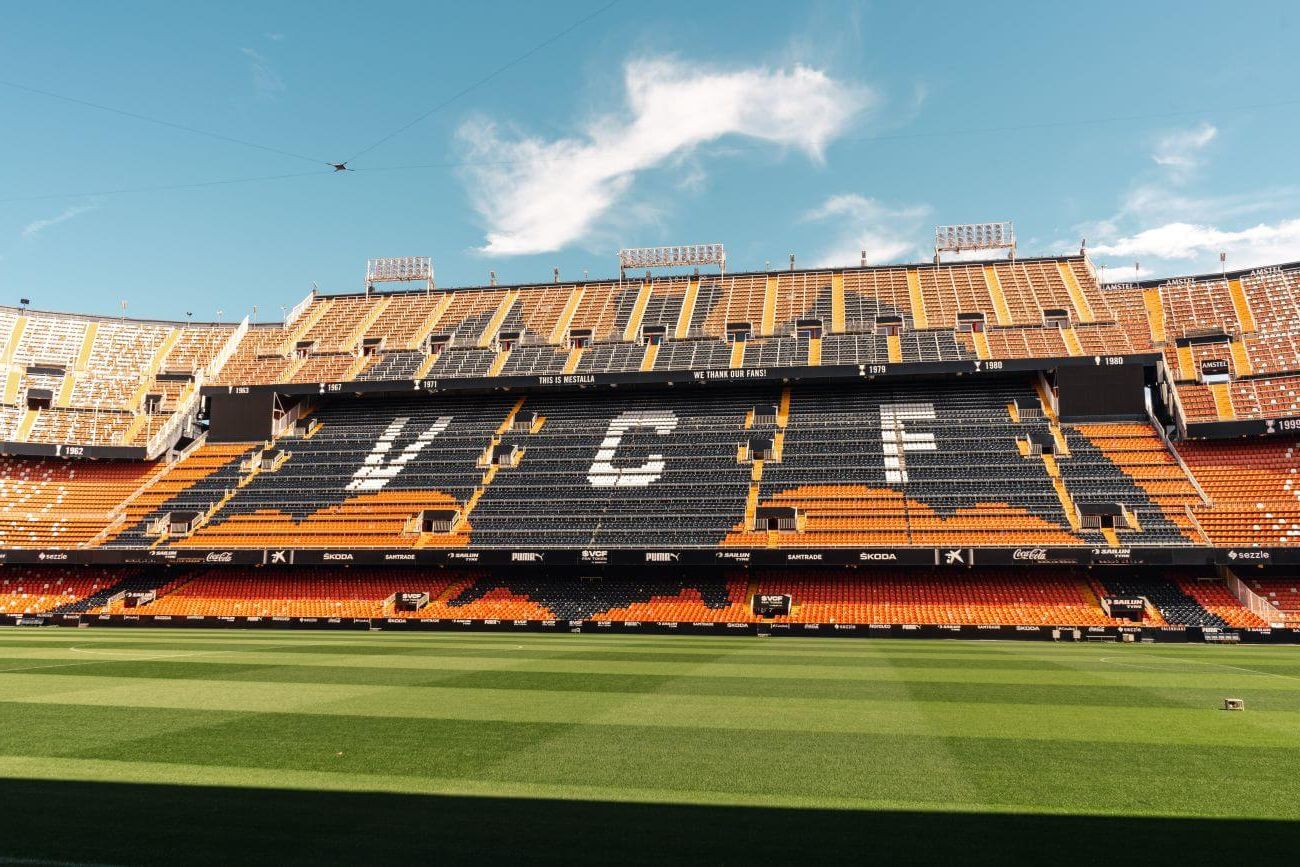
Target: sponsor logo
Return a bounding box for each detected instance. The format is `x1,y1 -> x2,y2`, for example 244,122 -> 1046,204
447,552 -> 480,562
383,553 -> 417,561
715,551 -> 751,562
38,552 -> 68,561
944,549 -> 965,565
1091,547 -> 1132,558
1227,550 -> 1270,561
645,552 -> 679,562
859,552 -> 898,562
205,551 -> 235,563
511,552 -> 544,563
269,550 -> 290,564
787,553 -> 823,561
322,552 -> 354,561
1012,548 -> 1048,561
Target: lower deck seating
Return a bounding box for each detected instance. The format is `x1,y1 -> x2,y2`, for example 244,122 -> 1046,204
10,569 -> 1260,627
1247,579 -> 1300,624
1099,578 -> 1234,627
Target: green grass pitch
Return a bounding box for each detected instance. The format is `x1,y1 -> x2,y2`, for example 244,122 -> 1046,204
1,629 -> 1299,864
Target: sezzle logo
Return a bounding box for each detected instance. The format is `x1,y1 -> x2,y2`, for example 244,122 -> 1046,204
512,552 -> 544,563
322,553 -> 354,561
1012,548 -> 1048,561
645,552 -> 680,562
383,553 -> 416,561
1228,550 -> 1270,560
38,552 -> 69,561
860,552 -> 898,562
205,551 -> 234,563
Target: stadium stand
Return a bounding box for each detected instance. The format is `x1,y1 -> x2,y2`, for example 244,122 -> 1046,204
0,306 -> 236,452
4,252 -> 1300,640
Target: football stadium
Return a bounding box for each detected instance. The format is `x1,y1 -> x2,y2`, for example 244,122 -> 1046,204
5,1 -> 1300,862
3,246 -> 1300,860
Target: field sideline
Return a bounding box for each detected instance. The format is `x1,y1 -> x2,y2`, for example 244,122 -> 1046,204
2,629 -> 1299,864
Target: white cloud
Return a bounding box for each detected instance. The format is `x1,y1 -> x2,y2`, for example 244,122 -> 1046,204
20,202 -> 99,241
1151,122 -> 1216,169
1091,219 -> 1300,270
802,193 -> 930,267
241,47 -> 284,99
1073,121 -> 1300,278
457,57 -> 872,255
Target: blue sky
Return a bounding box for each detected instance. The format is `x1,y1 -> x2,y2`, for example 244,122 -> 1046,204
2,0 -> 1298,320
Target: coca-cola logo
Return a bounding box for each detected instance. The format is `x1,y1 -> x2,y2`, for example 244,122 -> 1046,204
205,551 -> 234,563
1012,548 -> 1048,561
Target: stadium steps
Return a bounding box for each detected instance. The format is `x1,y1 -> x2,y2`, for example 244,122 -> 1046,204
73,322 -> 99,371
54,373 -> 76,408
278,355 -> 309,384
409,293 -> 454,350
982,266 -> 1014,326
729,340 -> 745,368
1057,261 -> 1096,323
1230,339 -> 1253,376
1176,345 -> 1195,380
413,351 -> 439,380
1061,327 -> 1084,356
2,368 -> 20,403
488,349 -> 512,376
761,276 -> 778,336
476,289 -> 520,347
621,282 -> 653,341
14,409 -> 38,443
806,336 -> 821,366
0,315 -> 25,364
830,273 -> 845,332
886,334 -> 903,362
639,342 -> 659,371
905,269 -> 928,328
971,330 -> 991,359
549,287 -> 585,343
342,296 -> 392,352
562,347 -> 584,374
1210,382 -> 1235,420
674,278 -> 699,339
278,299 -> 333,354
1228,278 -> 1257,332
1100,527 -> 1121,546
1143,288 -> 1166,343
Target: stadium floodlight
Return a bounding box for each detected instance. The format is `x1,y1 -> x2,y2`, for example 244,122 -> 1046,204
933,222 -> 1016,262
366,256 -> 434,291
618,244 -> 726,278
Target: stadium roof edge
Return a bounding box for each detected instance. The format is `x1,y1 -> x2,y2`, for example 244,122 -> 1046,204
0,304 -> 237,329
1115,259 -> 1300,289
313,251 -> 1094,304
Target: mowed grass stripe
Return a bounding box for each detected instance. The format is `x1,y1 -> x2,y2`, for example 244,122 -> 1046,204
3,675 -> 1298,748
8,658 -> 1300,712
1,701 -> 1298,819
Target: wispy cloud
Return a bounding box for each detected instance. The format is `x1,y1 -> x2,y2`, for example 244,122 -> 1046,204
21,202 -> 99,241
1072,122 -> 1300,276
241,47 -> 285,100
802,194 -> 930,267
1151,122 -> 1216,170
457,56 -> 872,255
